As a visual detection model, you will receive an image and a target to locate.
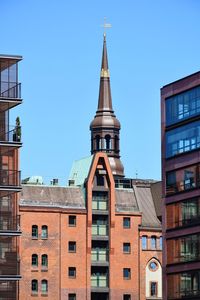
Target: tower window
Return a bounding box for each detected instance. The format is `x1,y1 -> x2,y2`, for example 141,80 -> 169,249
32,225 -> 38,239
114,135 -> 119,152
96,175 -> 104,186
105,134 -> 111,150
69,215 -> 76,226
95,135 -> 101,151
41,225 -> 48,239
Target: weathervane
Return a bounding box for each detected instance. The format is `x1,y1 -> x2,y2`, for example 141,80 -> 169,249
101,17 -> 112,36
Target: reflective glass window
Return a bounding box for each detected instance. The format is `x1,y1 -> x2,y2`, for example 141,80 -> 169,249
166,120 -> 200,158
166,86 -> 200,126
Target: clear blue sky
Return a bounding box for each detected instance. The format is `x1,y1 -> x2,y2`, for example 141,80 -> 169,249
1,0 -> 200,184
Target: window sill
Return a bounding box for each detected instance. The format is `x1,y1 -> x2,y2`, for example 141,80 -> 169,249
31,268 -> 38,272
41,268 -> 48,272
32,237 -> 38,240
41,293 -> 48,297
31,293 -> 38,296
41,237 -> 48,240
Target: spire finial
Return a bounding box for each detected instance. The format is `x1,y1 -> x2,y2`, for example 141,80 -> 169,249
101,17 -> 111,37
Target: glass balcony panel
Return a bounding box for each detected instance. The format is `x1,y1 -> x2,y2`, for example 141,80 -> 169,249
92,201 -> 108,210
0,170 -> 21,186
91,249 -> 108,262
0,82 -> 21,99
91,275 -> 108,288
0,215 -> 20,231
92,225 -> 108,236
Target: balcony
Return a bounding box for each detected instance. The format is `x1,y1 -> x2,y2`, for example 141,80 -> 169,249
0,126 -> 21,144
0,251 -> 20,277
92,225 -> 108,240
0,82 -> 21,99
0,170 -> 21,188
91,274 -> 108,288
91,249 -> 109,266
168,290 -> 200,299
0,215 -> 20,233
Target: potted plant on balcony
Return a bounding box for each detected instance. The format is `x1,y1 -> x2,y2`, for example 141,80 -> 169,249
13,117 -> 21,142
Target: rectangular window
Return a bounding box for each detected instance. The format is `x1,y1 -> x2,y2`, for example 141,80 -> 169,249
68,294 -> 76,300
123,243 -> 131,253
159,236 -> 163,250
150,282 -> 157,296
68,241 -> 76,252
123,217 -> 130,228
123,295 -> 131,300
151,236 -> 157,249
69,215 -> 76,227
166,164 -> 200,196
165,120 -> 200,158
166,86 -> 200,126
123,268 -> 131,280
68,267 -> 76,278
142,236 -> 147,250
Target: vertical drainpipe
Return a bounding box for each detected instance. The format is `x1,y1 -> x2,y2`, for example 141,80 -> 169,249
138,227 -> 140,300
59,212 -> 61,300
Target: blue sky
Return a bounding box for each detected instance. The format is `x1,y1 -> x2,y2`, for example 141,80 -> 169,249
1,0 -> 200,184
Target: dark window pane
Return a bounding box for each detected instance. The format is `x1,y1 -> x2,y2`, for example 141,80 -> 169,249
41,225 -> 48,238
123,243 -> 131,253
68,267 -> 76,278
150,282 -> 157,296
68,242 -> 76,252
32,225 -> 38,238
123,268 -> 131,279
69,215 -> 76,226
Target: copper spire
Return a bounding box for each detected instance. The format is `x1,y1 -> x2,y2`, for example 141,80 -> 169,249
97,34 -> 113,113
90,34 -> 124,177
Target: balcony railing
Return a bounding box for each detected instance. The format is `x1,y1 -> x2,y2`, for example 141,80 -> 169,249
168,290 -> 200,299
0,126 -> 21,143
91,275 -> 108,288
0,215 -> 20,232
166,180 -> 200,196
91,249 -> 108,262
92,225 -> 108,236
0,170 -> 21,187
0,82 -> 21,99
0,281 -> 17,299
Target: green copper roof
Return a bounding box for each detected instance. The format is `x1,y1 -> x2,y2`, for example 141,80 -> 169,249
68,155 -> 93,186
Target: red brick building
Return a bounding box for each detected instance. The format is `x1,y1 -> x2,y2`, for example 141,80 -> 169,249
19,35 -> 162,300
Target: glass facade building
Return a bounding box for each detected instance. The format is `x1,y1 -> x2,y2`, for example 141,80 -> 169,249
0,55 -> 22,300
161,72 -> 200,300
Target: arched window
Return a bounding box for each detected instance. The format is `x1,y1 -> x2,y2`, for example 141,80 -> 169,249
142,236 -> 147,250
151,236 -> 157,249
32,225 -> 38,238
95,135 -> 100,151
105,135 -> 111,150
41,225 -> 48,239
41,254 -> 48,267
114,135 -> 119,152
31,279 -> 38,293
32,254 -> 38,267
41,279 -> 48,293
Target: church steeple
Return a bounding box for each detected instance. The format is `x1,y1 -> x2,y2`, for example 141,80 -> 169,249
90,34 -> 124,177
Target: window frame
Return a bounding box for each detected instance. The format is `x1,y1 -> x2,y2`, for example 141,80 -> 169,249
123,268 -> 131,280
123,217 -> 131,229
41,225 -> 48,239
41,279 -> 48,294
123,243 -> 131,254
150,281 -> 158,297
31,254 -> 38,267
68,215 -> 76,227
68,241 -> 76,253
41,254 -> 48,268
31,279 -> 38,294
68,294 -> 76,300
68,267 -> 76,278
32,225 -> 38,239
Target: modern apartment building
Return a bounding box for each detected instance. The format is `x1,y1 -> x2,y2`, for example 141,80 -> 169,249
0,55 -> 22,299
161,72 -> 200,299
19,35 -> 162,300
